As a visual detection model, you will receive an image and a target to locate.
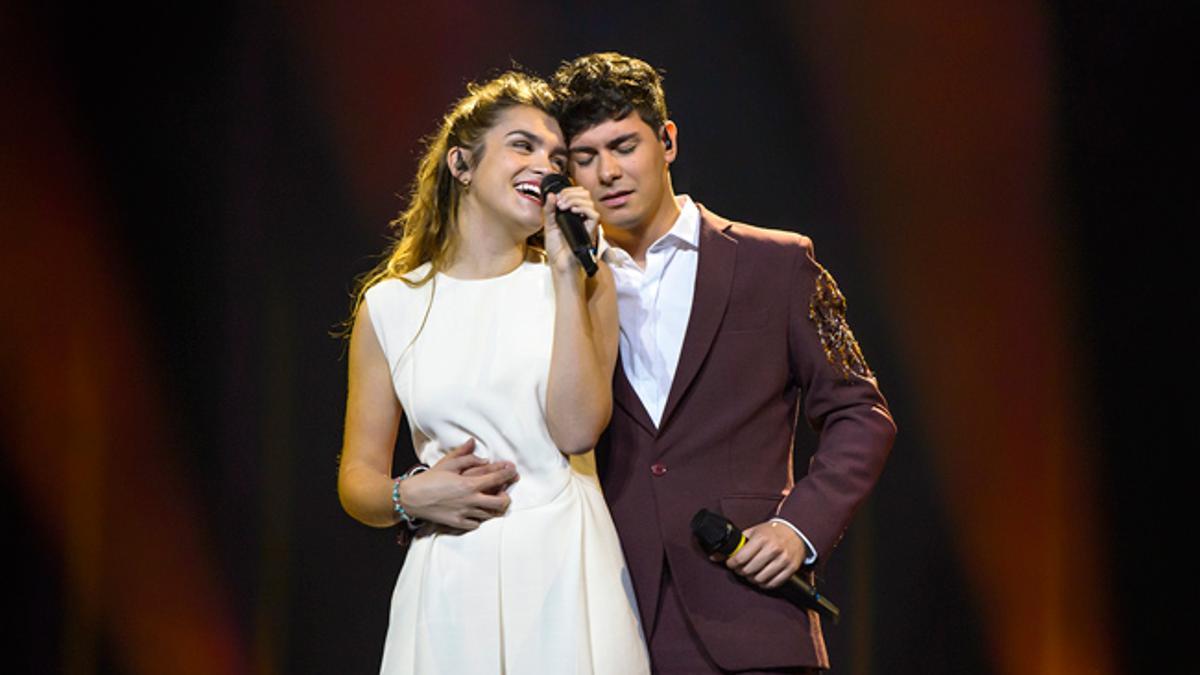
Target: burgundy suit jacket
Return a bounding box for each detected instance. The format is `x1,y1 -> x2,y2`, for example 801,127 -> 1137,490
596,206 -> 896,671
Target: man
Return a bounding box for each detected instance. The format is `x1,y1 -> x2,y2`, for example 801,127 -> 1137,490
551,52 -> 895,673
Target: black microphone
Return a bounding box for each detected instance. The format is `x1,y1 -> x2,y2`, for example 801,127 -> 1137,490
691,508 -> 840,624
539,173 -> 598,277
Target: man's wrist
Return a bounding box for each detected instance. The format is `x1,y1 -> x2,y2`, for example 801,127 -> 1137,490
768,517 -> 818,565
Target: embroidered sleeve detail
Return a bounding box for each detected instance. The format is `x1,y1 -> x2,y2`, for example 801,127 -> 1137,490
808,266 -> 873,380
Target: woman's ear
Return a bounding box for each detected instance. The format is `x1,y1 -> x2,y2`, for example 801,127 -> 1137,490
447,147 -> 473,185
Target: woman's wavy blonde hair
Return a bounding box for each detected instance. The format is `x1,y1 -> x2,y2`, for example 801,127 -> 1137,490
339,71 -> 557,337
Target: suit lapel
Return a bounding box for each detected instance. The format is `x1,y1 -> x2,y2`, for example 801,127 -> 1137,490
658,209 -> 737,432
612,352 -> 656,435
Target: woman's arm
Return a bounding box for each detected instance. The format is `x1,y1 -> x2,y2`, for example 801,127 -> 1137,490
543,189 -> 620,454
338,303 -> 407,527
337,303 -> 519,529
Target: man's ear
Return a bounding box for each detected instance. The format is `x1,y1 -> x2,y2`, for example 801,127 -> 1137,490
661,121 -> 678,163
447,146 -> 473,183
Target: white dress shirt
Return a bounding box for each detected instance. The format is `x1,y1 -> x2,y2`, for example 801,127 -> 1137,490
600,196 -> 700,427
598,195 -> 818,563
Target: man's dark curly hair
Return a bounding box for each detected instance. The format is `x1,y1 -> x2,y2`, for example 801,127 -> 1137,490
552,52 -> 669,142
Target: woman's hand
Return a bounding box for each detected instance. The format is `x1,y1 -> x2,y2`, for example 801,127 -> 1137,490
399,439 -> 519,531
542,186 -> 599,275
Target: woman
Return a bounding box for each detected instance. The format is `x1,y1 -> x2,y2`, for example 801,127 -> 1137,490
337,71 -> 650,674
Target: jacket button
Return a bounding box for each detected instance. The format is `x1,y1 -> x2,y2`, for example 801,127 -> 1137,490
650,462 -> 668,477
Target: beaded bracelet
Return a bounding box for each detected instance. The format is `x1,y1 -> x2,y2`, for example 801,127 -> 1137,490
391,478 -> 412,525
391,464 -> 429,529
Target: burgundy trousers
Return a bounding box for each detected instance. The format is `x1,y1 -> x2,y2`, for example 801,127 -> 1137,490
648,565 -> 822,675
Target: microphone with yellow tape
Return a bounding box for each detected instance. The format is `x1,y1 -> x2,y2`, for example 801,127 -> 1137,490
690,508 -> 840,623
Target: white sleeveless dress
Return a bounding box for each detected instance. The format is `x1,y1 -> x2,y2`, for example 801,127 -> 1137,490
365,261 -> 650,675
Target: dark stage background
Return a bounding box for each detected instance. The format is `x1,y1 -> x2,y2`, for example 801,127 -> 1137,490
2,2 -> 1189,674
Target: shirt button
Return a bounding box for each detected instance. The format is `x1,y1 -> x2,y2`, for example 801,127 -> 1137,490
650,462 -> 668,477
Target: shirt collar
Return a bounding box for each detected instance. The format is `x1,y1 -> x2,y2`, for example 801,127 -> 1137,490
598,195 -> 700,262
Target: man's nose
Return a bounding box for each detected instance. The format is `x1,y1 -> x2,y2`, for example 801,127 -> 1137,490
598,152 -> 621,183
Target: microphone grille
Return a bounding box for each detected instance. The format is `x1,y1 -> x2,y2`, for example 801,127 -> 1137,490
691,509 -> 739,555
539,173 -> 571,195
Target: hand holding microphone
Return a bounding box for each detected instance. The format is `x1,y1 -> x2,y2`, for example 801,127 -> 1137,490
540,173 -> 599,277
691,509 -> 840,623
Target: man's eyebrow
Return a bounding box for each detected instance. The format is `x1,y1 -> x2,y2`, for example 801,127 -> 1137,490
605,132 -> 639,149
569,132 -> 639,154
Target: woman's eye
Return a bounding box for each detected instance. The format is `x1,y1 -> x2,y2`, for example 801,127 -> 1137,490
513,141 -> 532,151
